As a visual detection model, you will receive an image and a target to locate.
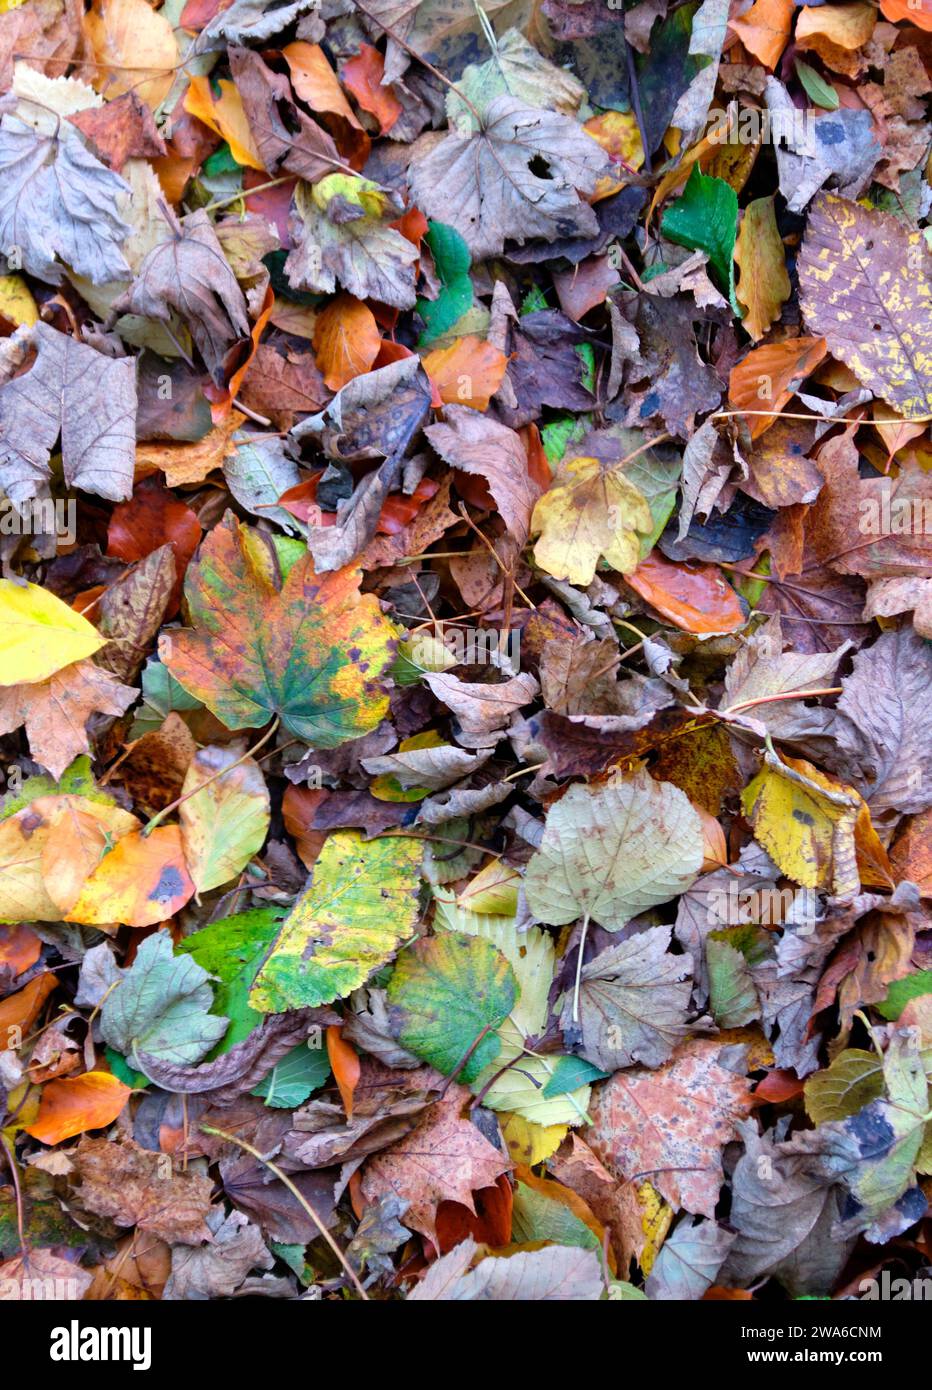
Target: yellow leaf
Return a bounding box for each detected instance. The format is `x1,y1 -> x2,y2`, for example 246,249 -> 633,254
735,196 -> 791,341
531,455 -> 653,586
183,76 -> 264,170
795,3 -> 876,77
0,274 -> 37,327
500,1113 -> 568,1166
83,0 -> 179,109
456,858 -> 521,916
741,748 -> 861,895
0,580 -> 105,686
637,1180 -> 674,1275
0,795 -> 138,922
584,110 -> 643,201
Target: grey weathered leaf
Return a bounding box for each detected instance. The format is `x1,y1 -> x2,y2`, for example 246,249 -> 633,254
0,323 -> 136,503
407,1237 -> 603,1300
407,95 -> 609,260
561,926 -> 694,1070
719,1121 -> 854,1296
223,433 -> 305,537
164,1209 -> 273,1300
644,1215 -> 734,1300
0,114 -> 130,285
111,209 -> 249,381
835,627 -> 932,816
293,355 -> 431,462
287,177 -> 418,309
194,0 -> 319,50
425,405 -> 542,545
423,671 -> 539,748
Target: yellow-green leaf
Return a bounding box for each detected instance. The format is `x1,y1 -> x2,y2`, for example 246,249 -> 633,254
249,832 -> 423,1011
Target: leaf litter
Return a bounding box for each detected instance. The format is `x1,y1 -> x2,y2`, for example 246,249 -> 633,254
1,0 -> 932,1308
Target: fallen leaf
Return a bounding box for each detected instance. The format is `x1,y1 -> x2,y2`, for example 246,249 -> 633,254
160,512 -> 398,744
798,195 -> 932,420
25,1070 -> 131,1144
249,831 -> 423,1011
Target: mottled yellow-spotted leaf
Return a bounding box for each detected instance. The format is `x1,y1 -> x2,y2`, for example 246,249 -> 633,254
531,455 -> 653,586
799,195 -> 932,421
160,512 -> 398,746
249,832 -> 423,1011
741,749 -> 861,896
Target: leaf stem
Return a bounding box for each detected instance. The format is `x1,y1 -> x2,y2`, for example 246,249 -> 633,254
572,912 -> 590,1024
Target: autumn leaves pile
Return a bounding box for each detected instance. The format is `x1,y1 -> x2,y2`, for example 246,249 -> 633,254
1,0 -> 932,1304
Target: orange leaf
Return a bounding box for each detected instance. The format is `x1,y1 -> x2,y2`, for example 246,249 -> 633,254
65,826 -> 195,928
313,294 -> 381,391
184,76 -> 264,170
25,1071 -> 132,1145
422,336 -> 508,411
0,924 -> 41,977
879,0 -> 932,28
341,44 -> 402,135
729,0 -> 795,69
327,1025 -> 360,1119
377,478 -> 440,535
626,553 -> 747,634
282,784 -> 328,869
82,0 -> 179,110
283,42 -> 370,169
0,974 -> 58,1038
728,337 -> 827,438
208,285 -> 275,424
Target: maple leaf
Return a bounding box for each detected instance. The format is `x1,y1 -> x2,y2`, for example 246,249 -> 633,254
160,512 -> 399,744
0,322 -> 136,503
287,172 -> 418,309
0,658 -> 135,780
407,95 -> 609,260
0,113 -> 130,284
111,209 -> 249,381
360,1084 -> 511,1251
587,1039 -> 754,1217
530,453 -> 653,585
73,1135 -> 214,1244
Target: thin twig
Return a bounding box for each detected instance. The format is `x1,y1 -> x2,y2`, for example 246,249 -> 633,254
144,718 -> 280,834
200,1125 -> 369,1299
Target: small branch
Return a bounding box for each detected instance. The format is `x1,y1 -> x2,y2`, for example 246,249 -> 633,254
572,912 -> 591,1023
